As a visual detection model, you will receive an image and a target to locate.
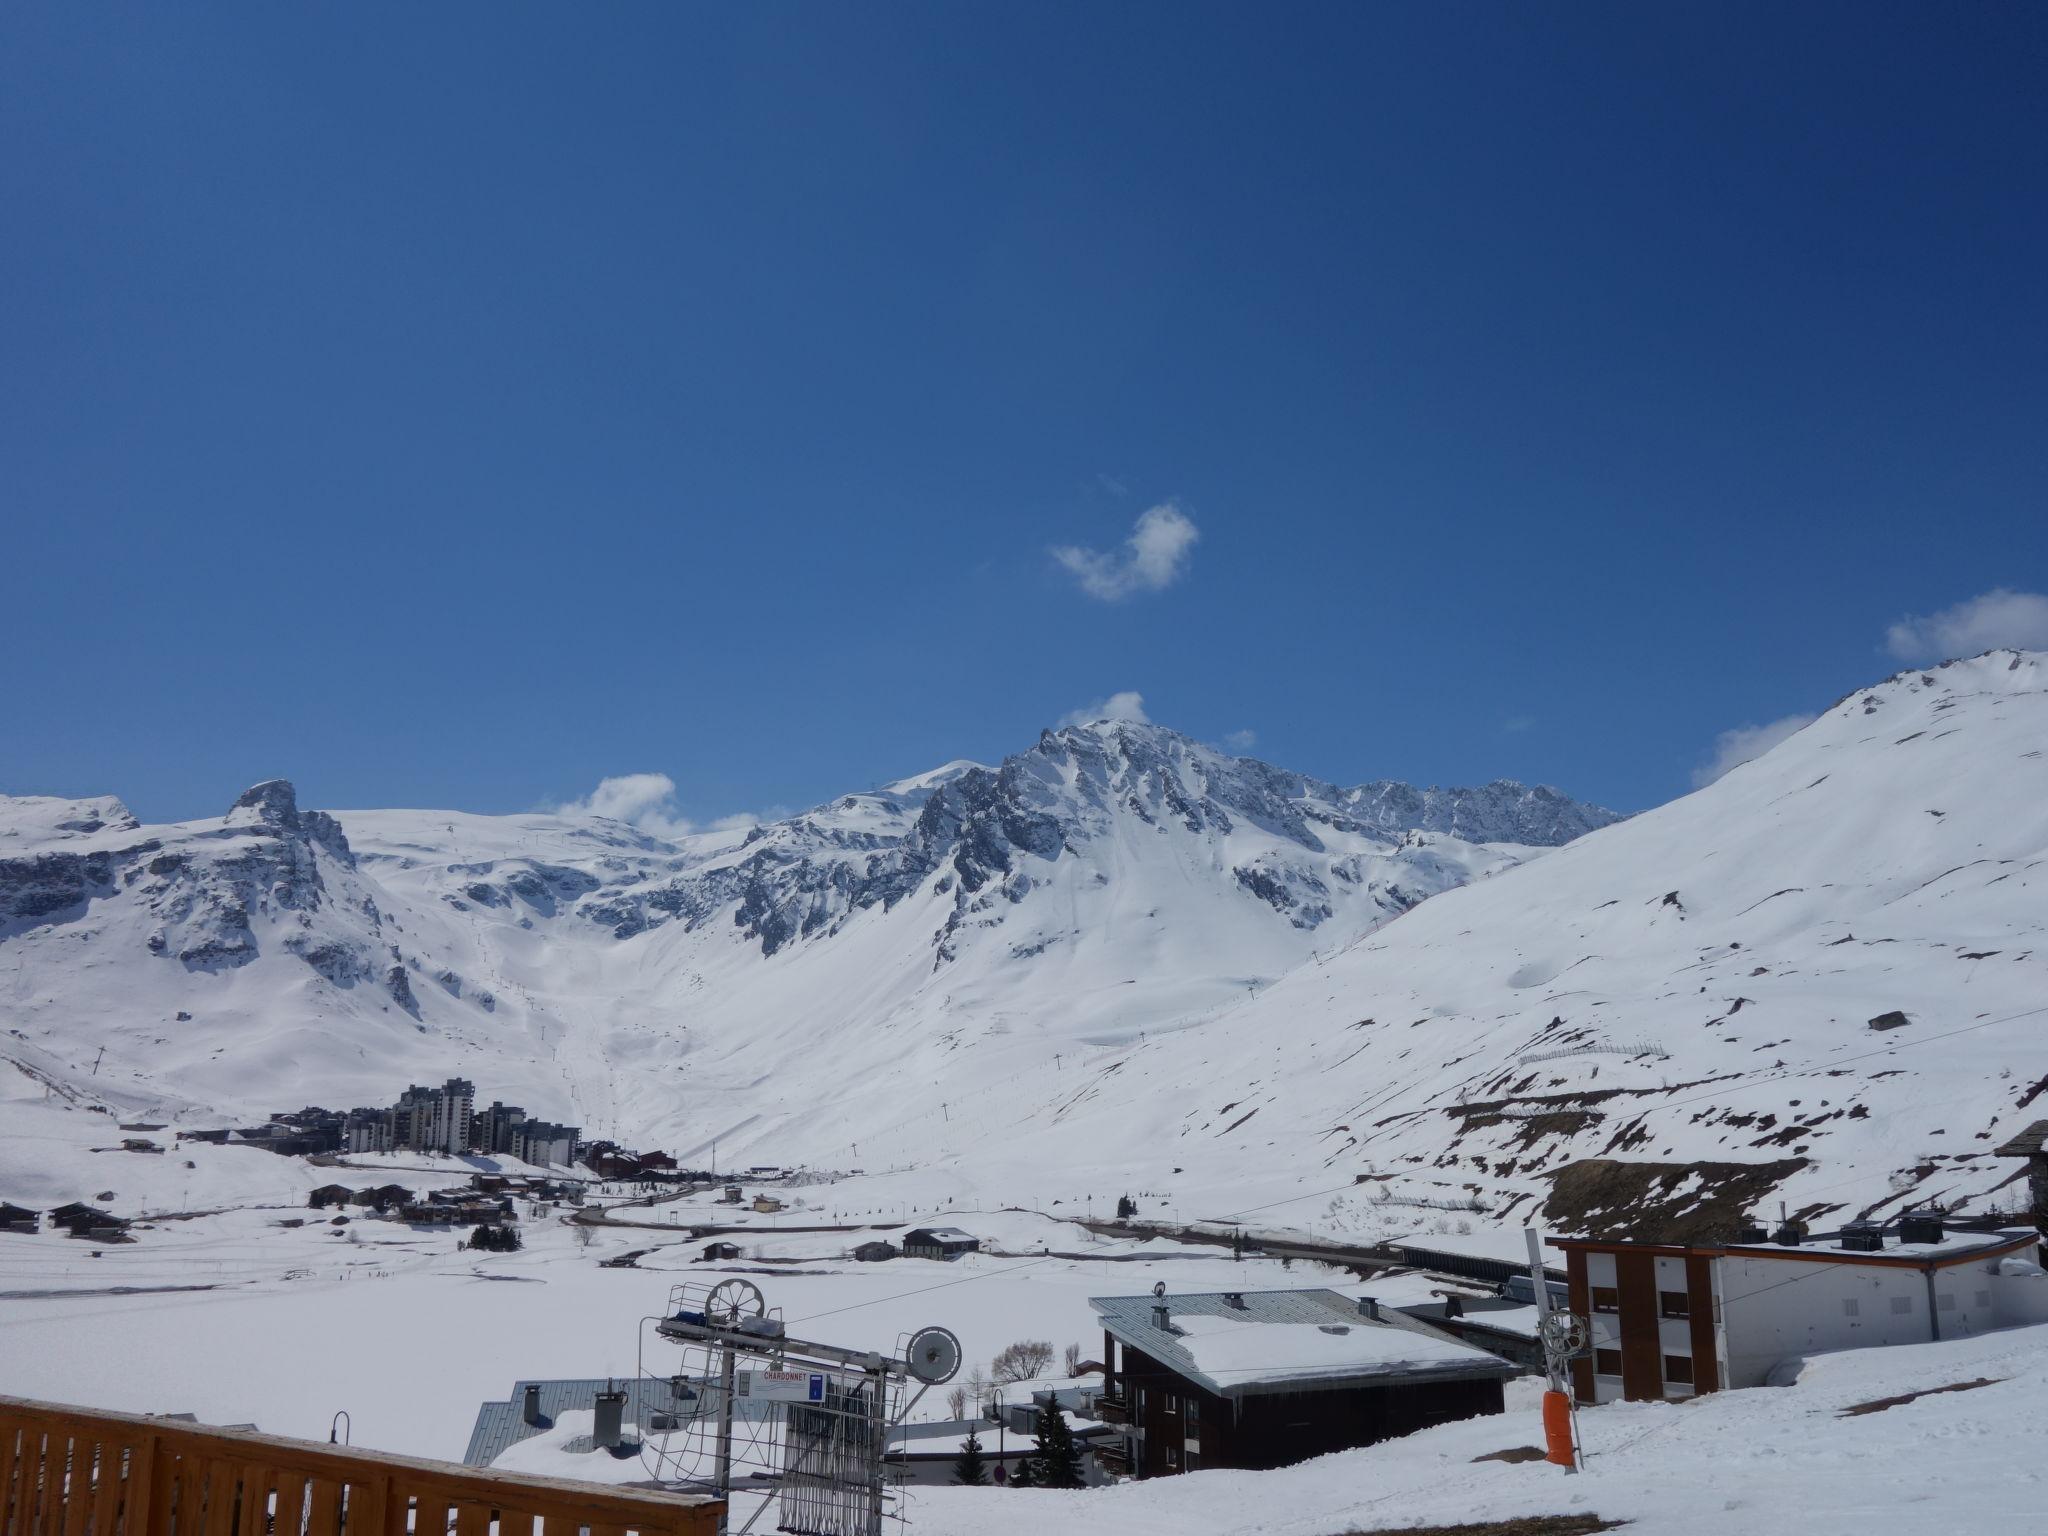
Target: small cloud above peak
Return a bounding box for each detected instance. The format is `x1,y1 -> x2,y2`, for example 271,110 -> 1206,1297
1222,728 -> 1257,751
1885,588 -> 2048,662
1052,503 -> 1199,601
1691,714 -> 1815,789
1057,690 -> 1151,729
551,773 -> 759,841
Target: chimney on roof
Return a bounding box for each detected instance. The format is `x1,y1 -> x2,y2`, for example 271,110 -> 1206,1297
1223,1292 -> 1246,1310
1898,1209 -> 1944,1245
1357,1296 -> 1381,1321
521,1384 -> 543,1426
1772,1220 -> 1807,1247
593,1383 -> 627,1450
1443,1294 -> 1463,1319
1838,1221 -> 1885,1253
1150,1303 -> 1171,1331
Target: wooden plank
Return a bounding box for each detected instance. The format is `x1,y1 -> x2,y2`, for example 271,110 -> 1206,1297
63,1435 -> 95,1536
0,1415 -> 23,1536
339,1474 -> 383,1536
271,1473 -> 307,1536
303,1482 -> 338,1536
493,1511 -> 532,1536
146,1445 -> 180,1536
200,1460 -> 237,1536
88,1439 -> 125,1536
451,1502 -> 486,1536
410,1493 -> 448,1536
236,1465 -> 272,1536
23,1430 -> 50,1536
122,1434 -> 158,1536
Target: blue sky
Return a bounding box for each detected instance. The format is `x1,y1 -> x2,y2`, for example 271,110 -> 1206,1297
4,4 -> 2044,828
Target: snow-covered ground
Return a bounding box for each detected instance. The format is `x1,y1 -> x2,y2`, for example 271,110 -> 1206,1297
0,1170 -> 1353,1457
904,1322 -> 2048,1534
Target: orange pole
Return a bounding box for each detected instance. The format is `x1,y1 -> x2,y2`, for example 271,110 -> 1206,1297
1542,1390 -> 1576,1468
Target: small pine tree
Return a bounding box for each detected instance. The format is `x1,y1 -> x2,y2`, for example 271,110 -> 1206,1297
951,1431 -> 989,1486
1032,1403 -> 1085,1489
1007,1454 -> 1039,1489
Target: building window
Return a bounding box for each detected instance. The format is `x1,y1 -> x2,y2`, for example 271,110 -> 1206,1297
1937,1293 -> 1956,1311
1842,1298 -> 1860,1317
1658,1290 -> 1690,1319
1165,1444 -> 1179,1471
1164,1393 -> 1179,1417
1185,1397 -> 1200,1428
1976,1290 -> 1993,1308
1591,1286 -> 1620,1314
1663,1354 -> 1694,1385
1594,1348 -> 1623,1377
1890,1295 -> 1913,1315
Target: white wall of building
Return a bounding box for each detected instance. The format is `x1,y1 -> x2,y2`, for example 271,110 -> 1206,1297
1717,1238 -> 2044,1389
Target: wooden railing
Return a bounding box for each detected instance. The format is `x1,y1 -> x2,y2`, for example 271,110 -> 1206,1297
0,1398 -> 722,1536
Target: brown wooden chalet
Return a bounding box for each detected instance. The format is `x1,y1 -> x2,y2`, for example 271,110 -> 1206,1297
1091,1288 -> 1512,1478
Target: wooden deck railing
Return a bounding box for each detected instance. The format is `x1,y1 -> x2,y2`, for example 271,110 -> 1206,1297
0,1398 -> 722,1536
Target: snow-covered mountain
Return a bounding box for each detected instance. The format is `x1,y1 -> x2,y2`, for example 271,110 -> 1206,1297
0,722 -> 1611,1147
1004,650 -> 2048,1239
7,654 -> 2042,1241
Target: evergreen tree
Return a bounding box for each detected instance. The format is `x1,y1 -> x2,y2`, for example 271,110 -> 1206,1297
1007,1454 -> 1039,1489
1032,1402 -> 1085,1489
951,1431 -> 989,1486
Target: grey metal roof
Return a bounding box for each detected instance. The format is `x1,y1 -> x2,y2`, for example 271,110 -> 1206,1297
1996,1120 -> 2048,1157
1090,1288 -> 1515,1399
463,1377 -> 779,1468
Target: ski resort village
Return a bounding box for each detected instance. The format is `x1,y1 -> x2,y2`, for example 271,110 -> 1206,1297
2,649 -> 2046,1536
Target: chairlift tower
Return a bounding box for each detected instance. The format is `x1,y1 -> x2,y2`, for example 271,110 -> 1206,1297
638,1278 -> 960,1536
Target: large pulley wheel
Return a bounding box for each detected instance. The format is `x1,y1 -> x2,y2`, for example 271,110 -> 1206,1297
705,1277 -> 766,1328
905,1326 -> 962,1384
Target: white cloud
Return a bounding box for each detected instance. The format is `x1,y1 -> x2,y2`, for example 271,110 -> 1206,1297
1884,588 -> 2048,662
1222,728 -> 1257,751
1058,691 -> 1151,729
1052,503 -> 1199,601
1502,715 -> 1536,735
1690,714 -> 1815,789
550,774 -> 768,841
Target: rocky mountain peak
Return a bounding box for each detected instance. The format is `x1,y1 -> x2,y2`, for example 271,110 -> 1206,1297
225,779 -> 301,829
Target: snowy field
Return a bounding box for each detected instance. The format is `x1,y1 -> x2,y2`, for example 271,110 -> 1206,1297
904,1322 -> 2048,1534
0,1130 -> 1390,1460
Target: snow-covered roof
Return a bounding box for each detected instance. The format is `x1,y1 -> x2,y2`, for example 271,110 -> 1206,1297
1553,1228 -> 2039,1267
908,1226 -> 977,1243
1091,1289 -> 1514,1398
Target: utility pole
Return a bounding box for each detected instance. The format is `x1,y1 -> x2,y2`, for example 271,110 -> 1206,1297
1526,1226 -> 1582,1473
91,1046 -> 105,1076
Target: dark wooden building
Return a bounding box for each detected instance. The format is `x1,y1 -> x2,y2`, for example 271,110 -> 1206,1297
1091,1288 -> 1513,1478
1996,1121 -> 2048,1221
901,1226 -> 979,1261
0,1202 -> 39,1234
